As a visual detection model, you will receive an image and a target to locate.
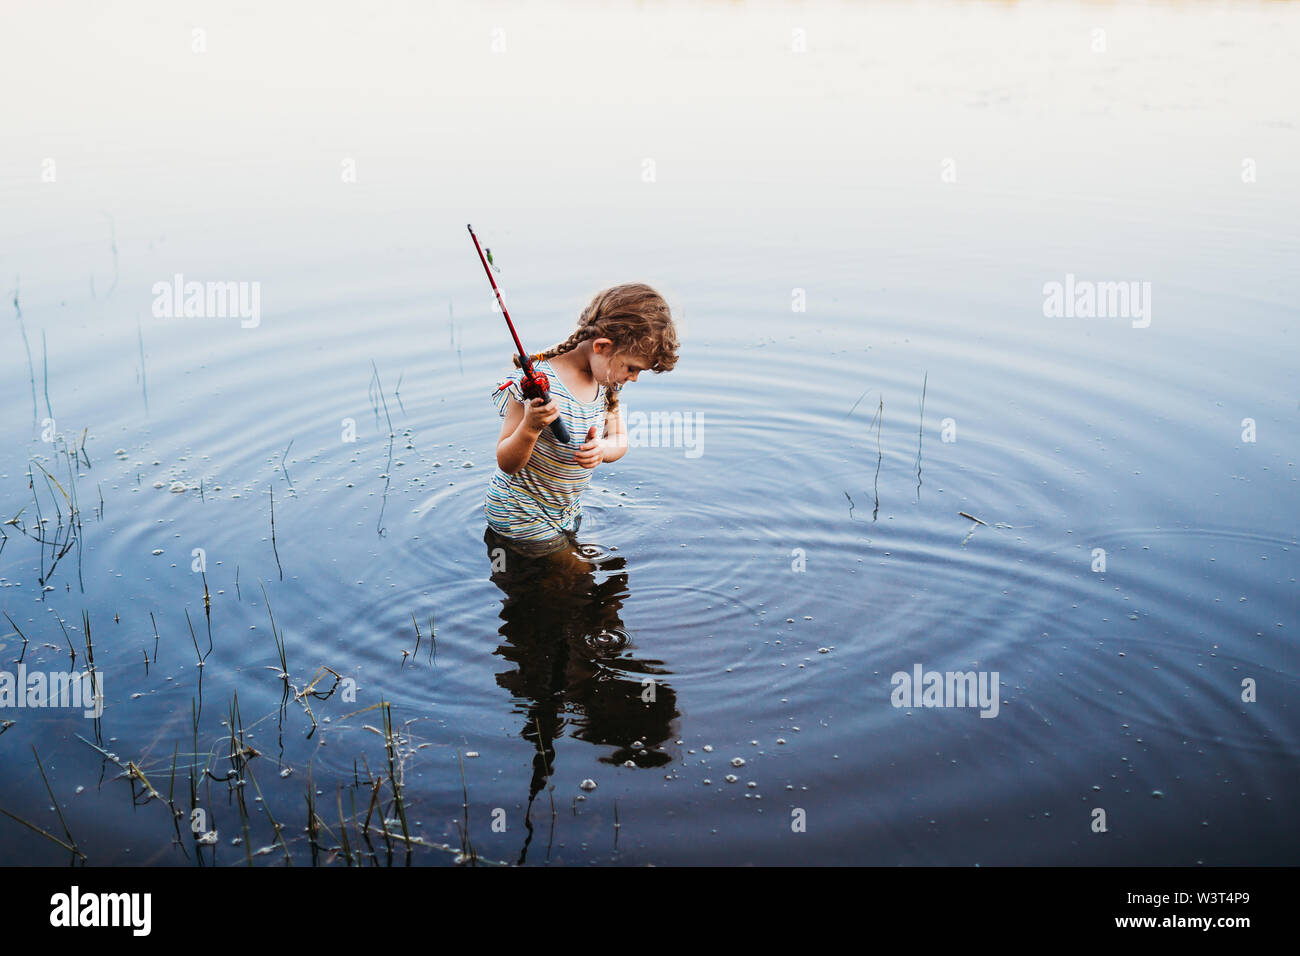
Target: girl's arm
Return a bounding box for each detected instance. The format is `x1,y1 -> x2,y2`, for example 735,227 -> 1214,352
600,405 -> 629,464
496,396 -> 558,475
576,406 -> 626,469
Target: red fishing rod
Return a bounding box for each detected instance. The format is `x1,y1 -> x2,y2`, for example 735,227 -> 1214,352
467,224 -> 571,445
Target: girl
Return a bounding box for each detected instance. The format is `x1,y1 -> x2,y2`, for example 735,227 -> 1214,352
484,282 -> 679,559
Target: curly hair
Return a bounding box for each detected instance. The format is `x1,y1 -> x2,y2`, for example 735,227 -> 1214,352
512,282 -> 678,414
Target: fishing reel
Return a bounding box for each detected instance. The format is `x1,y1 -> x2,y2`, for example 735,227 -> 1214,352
521,370 -> 571,444
521,369 -> 550,398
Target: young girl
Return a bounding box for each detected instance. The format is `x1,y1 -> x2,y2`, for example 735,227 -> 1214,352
485,282 -> 679,559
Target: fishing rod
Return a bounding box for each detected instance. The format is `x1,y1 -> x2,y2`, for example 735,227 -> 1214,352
467,224 -> 571,445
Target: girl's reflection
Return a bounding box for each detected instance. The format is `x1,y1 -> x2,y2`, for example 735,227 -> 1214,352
484,526 -> 679,862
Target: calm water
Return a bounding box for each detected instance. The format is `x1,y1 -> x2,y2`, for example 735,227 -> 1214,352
1,0 -> 1296,865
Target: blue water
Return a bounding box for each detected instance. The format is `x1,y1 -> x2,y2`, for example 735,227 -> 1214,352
0,0 -> 1296,865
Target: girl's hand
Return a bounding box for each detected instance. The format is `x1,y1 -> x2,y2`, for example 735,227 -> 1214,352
521,397 -> 560,435
574,426 -> 605,469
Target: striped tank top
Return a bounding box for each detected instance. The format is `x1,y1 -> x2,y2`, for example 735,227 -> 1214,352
485,359 -> 612,542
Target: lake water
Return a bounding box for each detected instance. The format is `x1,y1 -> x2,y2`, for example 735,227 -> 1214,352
1,0 -> 1296,865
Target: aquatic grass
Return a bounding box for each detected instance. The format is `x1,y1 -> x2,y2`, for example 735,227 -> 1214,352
199,571 -> 214,662
260,581 -> 288,679
455,748 -> 476,865
844,384 -> 872,420
0,803 -> 85,861
227,691 -> 257,773
362,774 -> 390,856
349,783 -> 377,865
259,581 -> 344,736
41,329 -> 52,424
221,693 -> 253,866
80,610 -> 100,720
280,439 -> 295,492
20,454 -> 84,591
42,659 -> 482,867
215,690 -> 289,864
336,785 -> 354,867
382,703 -> 409,843
33,460 -> 66,523
407,612 -> 437,668
80,609 -> 95,673
305,774 -> 320,867
189,699 -> 199,814
167,743 -> 183,846
869,395 -> 883,521
243,761 -> 292,866
12,275 -> 38,425
405,612 -> 421,668
74,734 -> 190,853
185,608 -> 211,667
268,483 -> 283,581
31,745 -> 86,862
3,611 -> 30,662
368,360 -> 395,435
369,362 -> 396,537
289,666 -> 343,738
55,613 -> 76,665
915,370 -> 927,500
367,360 -> 401,536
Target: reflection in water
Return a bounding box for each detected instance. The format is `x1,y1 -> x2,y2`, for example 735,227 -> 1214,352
484,529 -> 679,863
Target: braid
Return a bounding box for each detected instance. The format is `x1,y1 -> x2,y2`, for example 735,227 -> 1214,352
510,324 -> 600,369
506,281 -> 677,419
